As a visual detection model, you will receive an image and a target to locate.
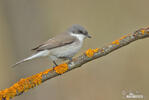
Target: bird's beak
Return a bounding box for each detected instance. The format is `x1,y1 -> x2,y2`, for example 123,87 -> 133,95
87,34 -> 92,38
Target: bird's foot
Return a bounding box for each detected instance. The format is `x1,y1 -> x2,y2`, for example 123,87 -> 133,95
53,61 -> 58,66
52,61 -> 59,70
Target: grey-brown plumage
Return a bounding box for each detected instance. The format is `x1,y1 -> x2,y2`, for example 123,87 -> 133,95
32,32 -> 76,52
12,24 -> 91,67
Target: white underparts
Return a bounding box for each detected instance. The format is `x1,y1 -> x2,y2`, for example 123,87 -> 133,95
49,33 -> 85,61
70,32 -> 86,42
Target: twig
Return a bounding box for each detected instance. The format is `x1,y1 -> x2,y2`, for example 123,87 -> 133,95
0,27 -> 149,100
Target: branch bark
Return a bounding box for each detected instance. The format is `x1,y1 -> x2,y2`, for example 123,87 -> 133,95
0,27 -> 149,100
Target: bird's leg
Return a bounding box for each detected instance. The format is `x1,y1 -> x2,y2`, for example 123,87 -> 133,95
52,61 -> 58,71
53,61 -> 58,66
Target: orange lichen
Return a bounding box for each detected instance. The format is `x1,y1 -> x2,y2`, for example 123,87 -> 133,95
42,68 -> 53,74
54,63 -> 68,74
93,48 -> 99,53
85,48 -> 99,57
141,29 -> 145,35
112,40 -> 120,45
0,67 -> 54,100
120,35 -> 127,40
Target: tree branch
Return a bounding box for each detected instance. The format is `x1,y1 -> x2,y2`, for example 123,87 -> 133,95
0,27 -> 149,100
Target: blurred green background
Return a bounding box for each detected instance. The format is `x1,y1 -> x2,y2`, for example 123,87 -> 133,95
0,0 -> 149,100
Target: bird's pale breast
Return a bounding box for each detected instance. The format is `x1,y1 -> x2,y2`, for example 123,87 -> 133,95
49,40 -> 82,60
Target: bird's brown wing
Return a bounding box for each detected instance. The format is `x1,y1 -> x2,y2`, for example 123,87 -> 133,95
32,33 -> 76,51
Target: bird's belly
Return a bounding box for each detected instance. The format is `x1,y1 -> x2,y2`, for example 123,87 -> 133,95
50,42 -> 82,58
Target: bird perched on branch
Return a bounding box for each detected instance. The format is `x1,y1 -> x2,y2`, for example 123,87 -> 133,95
12,24 -> 91,67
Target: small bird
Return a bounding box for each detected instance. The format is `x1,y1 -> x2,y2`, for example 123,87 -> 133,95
12,24 -> 91,67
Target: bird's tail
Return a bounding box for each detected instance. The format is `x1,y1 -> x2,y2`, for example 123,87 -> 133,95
11,50 -> 49,68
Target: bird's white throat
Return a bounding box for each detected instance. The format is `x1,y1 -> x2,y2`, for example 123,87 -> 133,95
70,32 -> 86,42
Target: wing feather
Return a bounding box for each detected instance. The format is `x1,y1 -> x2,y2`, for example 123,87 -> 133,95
32,33 -> 75,51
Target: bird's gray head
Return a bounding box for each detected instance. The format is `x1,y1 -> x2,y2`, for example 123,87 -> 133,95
67,24 -> 91,38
